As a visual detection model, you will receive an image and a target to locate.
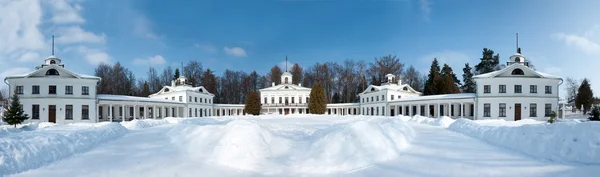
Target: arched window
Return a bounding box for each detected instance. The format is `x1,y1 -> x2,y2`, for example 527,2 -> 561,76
371,87 -> 376,91
403,87 -> 408,91
198,88 -> 203,92
50,60 -> 56,64
45,69 -> 59,76
285,77 -> 289,84
511,68 -> 524,75
164,88 -> 170,92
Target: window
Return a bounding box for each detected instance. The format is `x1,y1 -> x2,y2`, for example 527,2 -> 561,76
45,69 -> 59,75
189,96 -> 192,102
189,108 -> 192,117
30,85 -> 40,94
362,98 -> 364,103
50,60 -> 56,64
66,105 -> 73,120
530,85 -> 537,93
179,96 -> 183,102
16,86 -> 23,95
484,85 -> 491,93
484,104 -> 490,117
545,86 -> 552,94
371,97 -> 373,102
499,103 -> 506,117
82,105 -> 89,120
65,86 -> 73,95
381,95 -> 384,101
49,85 -> 57,94
514,85 -> 522,93
499,85 -> 506,93
82,86 -> 89,95
511,68 -> 524,75
306,97 -> 309,103
279,97 -> 282,104
299,97 -> 302,104
530,103 -> 537,117
264,97 -> 267,104
292,97 -> 295,103
32,105 -> 40,119
376,96 -> 379,101
545,104 -> 551,117
391,95 -> 394,100
195,97 -> 198,102
398,95 -> 401,99
172,97 -> 175,100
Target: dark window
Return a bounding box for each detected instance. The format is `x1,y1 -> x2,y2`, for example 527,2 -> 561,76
381,95 -> 384,101
195,97 -> 198,102
45,69 -> 59,76
32,105 -> 40,119
545,104 -> 552,117
264,97 -> 267,104
391,95 -> 394,100
32,85 -> 39,94
499,103 -> 506,117
403,87 -> 408,91
514,85 -> 522,93
499,85 -> 506,93
179,96 -> 183,102
49,85 -> 57,94
66,105 -> 73,120
189,96 -> 192,102
50,60 -> 56,64
484,104 -> 491,117
171,97 -> 175,100
511,68 -> 524,75
545,86 -> 552,94
530,85 -> 537,93
484,85 -> 491,93
65,86 -> 73,95
82,105 -> 89,120
16,86 -> 23,95
530,103 -> 537,117
279,97 -> 282,104
82,86 -> 89,95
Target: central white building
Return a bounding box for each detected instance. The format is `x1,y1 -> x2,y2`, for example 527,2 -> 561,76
259,71 -> 311,115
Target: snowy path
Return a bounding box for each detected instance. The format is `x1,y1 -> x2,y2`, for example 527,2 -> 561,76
11,119 -> 600,177
350,122 -> 600,177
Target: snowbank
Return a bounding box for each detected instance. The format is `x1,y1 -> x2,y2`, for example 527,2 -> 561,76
170,118 -> 415,175
406,115 -> 456,128
449,118 -> 600,165
295,118 -> 415,174
121,119 -> 170,130
0,123 -> 128,175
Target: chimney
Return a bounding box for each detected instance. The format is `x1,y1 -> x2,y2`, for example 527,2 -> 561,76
398,79 -> 402,85
299,83 -> 302,87
272,82 -> 275,87
171,80 -> 175,87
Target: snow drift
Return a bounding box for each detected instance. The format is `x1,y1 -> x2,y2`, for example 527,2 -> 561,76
170,118 -> 415,175
406,115 -> 456,128
294,118 -> 415,174
0,123 -> 128,175
449,118 -> 600,165
121,119 -> 170,130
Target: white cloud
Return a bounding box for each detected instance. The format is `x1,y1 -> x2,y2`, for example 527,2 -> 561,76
18,52 -> 41,62
0,67 -> 33,85
85,52 -> 112,65
419,0 -> 431,20
48,0 -> 85,24
194,43 -> 217,53
133,55 -> 167,66
223,46 -> 247,57
133,15 -> 158,39
553,26 -> 600,54
0,0 -> 45,53
56,26 -> 106,44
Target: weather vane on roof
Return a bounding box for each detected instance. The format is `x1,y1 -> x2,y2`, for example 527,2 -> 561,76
52,35 -> 55,56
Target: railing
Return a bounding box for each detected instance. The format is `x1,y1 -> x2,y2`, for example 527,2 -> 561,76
262,103 -> 308,107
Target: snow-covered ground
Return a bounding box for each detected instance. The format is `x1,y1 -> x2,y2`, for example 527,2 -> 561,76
2,115 -> 600,176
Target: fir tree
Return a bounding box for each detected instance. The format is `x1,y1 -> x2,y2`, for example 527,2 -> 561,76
576,78 -> 594,113
141,82 -> 151,97
244,91 -> 261,115
174,68 -> 180,80
461,63 -> 476,93
424,58 -> 442,95
2,89 -> 29,128
475,48 -> 500,74
309,82 -> 327,114
441,64 -> 461,86
440,64 -> 461,94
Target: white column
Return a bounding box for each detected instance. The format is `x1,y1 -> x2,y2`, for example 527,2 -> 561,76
153,106 -> 156,119
461,102 -> 464,118
436,103 -> 440,118
121,105 -> 125,122
109,104 -> 113,122
143,105 -> 147,119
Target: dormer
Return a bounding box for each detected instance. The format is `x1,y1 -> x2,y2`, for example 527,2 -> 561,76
176,76 -> 187,86
41,56 -> 65,68
281,72 -> 292,84
507,48 -> 531,68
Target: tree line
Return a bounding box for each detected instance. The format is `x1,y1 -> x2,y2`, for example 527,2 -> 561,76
92,48 -> 512,104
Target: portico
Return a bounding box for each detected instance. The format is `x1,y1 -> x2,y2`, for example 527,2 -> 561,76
97,95 -> 185,122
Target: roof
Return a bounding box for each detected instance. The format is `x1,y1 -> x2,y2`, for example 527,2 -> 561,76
473,63 -> 560,79
259,83 -> 311,91
282,72 -> 292,76
389,93 -> 476,103
149,85 -> 214,96
97,94 -> 185,104
4,64 -> 101,80
360,83 -> 421,95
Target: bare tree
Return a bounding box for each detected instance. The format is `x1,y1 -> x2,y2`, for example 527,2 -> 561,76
183,61 -> 203,86
404,65 -> 424,91
160,66 -> 174,86
267,65 -> 282,85
565,77 -> 580,112
147,67 -> 162,93
368,55 -> 405,84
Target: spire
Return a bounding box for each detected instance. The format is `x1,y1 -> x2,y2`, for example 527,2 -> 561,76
516,33 -> 519,54
285,55 -> 288,72
51,35 -> 55,56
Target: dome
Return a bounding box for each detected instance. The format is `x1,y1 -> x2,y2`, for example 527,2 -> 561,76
45,55 -> 62,65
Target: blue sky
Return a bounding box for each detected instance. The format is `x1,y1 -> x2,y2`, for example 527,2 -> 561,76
1,0 -> 600,97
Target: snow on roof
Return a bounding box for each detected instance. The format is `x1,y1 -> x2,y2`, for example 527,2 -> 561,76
4,65 -> 100,80
97,94 -> 185,104
214,104 -> 245,107
473,63 -> 561,80
326,103 -> 360,107
259,84 -> 311,91
535,71 -> 561,79
362,83 -> 421,94
389,93 -> 476,103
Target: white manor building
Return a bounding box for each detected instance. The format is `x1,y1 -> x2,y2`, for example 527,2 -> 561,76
3,48 -> 563,124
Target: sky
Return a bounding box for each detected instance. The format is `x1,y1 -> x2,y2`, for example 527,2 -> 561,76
1,0 -> 599,98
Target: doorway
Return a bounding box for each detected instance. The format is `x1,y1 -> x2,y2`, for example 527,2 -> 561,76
514,103 -> 521,121
49,105 -> 56,123
390,109 -> 395,116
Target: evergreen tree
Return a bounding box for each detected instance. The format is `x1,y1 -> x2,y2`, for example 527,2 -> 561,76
474,48 -> 500,74
576,78 -> 594,113
461,63 -> 476,93
331,92 -> 341,103
2,89 -> 29,127
174,68 -> 180,80
244,91 -> 261,115
291,63 -> 303,85
309,82 -> 327,114
424,58 -> 442,95
440,64 -> 460,94
141,82 -> 151,97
